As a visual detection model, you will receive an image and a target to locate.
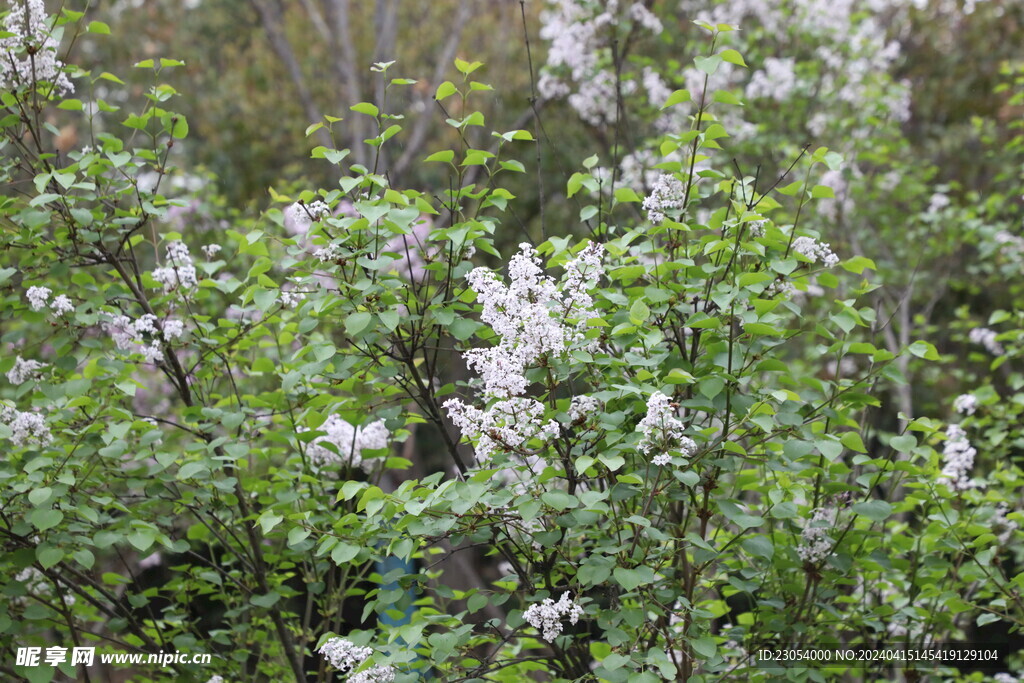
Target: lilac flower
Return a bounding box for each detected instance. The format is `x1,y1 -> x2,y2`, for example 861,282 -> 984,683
523,592 -> 585,642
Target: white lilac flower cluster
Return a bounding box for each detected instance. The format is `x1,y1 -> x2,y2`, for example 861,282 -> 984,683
993,674 -> 1020,683
539,0 -> 912,189
103,313 -> 185,363
538,0 -> 660,123
796,507 -> 834,563
303,415 -> 389,473
0,0 -> 74,96
641,66 -> 671,109
568,394 -> 600,423
765,279 -> 795,299
745,57 -> 798,101
791,236 -> 840,268
0,405 -> 51,447
628,2 -> 663,33
25,286 -> 74,317
940,424 -> 977,491
642,174 -> 685,225
152,241 -> 198,294
26,286 -> 51,311
683,0 -> 911,120
953,393 -> 977,416
6,356 -> 46,385
969,327 -> 1005,356
443,243 -> 604,464
570,68 -> 635,126
51,294 -> 73,315
816,167 -> 858,222
202,244 -> 222,259
314,243 -> 342,263
13,567 -> 74,606
926,192 -> 951,214
318,637 -> 373,674
284,200 -> 330,235
205,676 -> 224,683
447,397 -> 561,464
993,230 -> 1024,253
278,281 -> 305,309
523,592 -> 585,642
463,243 -> 601,396
638,392 -> 696,462
349,666 -> 396,683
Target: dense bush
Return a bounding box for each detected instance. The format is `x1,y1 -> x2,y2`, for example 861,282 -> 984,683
1,2 -> 1022,682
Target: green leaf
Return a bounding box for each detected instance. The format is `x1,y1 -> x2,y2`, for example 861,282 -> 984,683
769,502 -> 798,519
694,55 -> 723,75
542,491 -> 578,511
168,115 -> 188,139
567,172 -> 587,198
454,58 -> 483,74
28,487 -> 53,507
852,500 -> 892,522
379,309 -> 400,331
691,637 -> 717,658
908,340 -> 939,361
840,432 -> 866,453
614,187 -> 642,203
311,146 -> 350,164
253,287 -> 277,312
73,549 -> 95,570
287,526 -> 311,547
719,49 -> 746,67
127,529 -> 157,551
250,592 -> 281,608
629,299 -> 650,326
351,102 -> 379,117
424,149 -> 455,163
330,543 -> 359,564
699,377 -> 724,399
889,434 -> 917,453
841,256 -> 876,274
662,89 -> 691,109
37,547 -> 63,569
345,311 -> 373,336
435,81 -> 458,101
665,368 -> 696,384
29,508 -> 63,531
602,653 -> 630,671
741,536 -> 774,559
613,566 -> 654,591
448,318 -> 478,341
258,511 -> 284,534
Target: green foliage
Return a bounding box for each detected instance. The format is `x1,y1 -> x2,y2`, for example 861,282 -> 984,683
1,4 -> 1022,683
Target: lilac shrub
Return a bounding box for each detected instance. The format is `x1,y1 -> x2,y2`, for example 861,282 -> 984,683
1,4 -> 1021,683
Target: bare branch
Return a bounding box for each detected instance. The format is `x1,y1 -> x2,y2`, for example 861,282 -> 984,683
250,0 -> 332,149
393,0 -> 474,178
298,0 -> 331,42
324,0 -> 369,165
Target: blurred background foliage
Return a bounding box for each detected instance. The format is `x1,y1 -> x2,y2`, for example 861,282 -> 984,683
63,1 -> 1019,207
